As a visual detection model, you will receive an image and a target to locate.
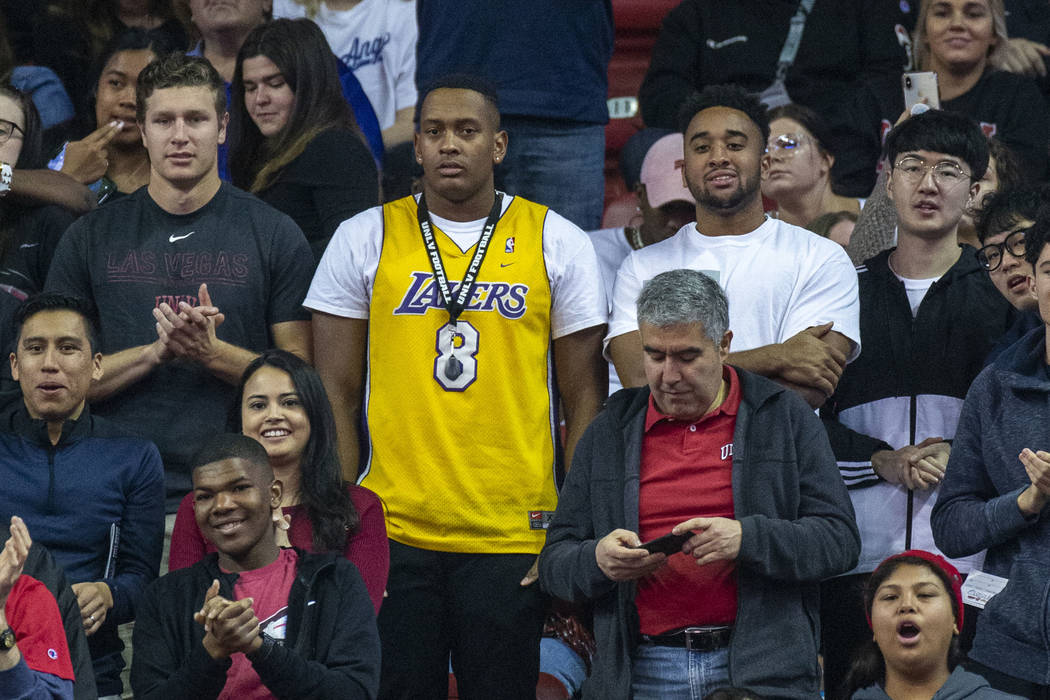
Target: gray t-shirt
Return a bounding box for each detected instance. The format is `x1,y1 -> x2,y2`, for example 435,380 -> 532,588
46,183 -> 313,507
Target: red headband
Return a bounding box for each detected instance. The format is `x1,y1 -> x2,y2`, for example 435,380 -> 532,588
866,550 -> 964,629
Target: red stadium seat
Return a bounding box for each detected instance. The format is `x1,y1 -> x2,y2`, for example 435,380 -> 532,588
604,0 -> 681,214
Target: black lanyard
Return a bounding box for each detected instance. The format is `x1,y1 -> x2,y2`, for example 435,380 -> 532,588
416,191 -> 504,379
416,191 -> 503,325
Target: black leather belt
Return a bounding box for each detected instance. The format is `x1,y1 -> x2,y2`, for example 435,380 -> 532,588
641,626 -> 733,652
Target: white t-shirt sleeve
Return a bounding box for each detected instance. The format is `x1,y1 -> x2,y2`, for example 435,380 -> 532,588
304,207 -> 385,319
780,243 -> 862,361
605,249 -> 645,346
543,211 -> 607,339
271,0 -> 306,18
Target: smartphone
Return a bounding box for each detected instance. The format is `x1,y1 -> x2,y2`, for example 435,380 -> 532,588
902,71 -> 940,111
636,531 -> 692,556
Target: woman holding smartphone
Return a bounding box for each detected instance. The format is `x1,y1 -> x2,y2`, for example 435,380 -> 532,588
909,0 -> 1046,180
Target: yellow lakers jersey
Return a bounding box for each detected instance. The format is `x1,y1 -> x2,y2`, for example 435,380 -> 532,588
362,194 -> 557,554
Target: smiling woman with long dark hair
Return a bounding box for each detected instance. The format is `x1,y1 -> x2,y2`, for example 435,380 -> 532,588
228,18 -> 378,264
168,349 -> 388,613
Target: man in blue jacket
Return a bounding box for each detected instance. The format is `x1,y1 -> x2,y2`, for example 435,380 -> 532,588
0,292 -> 165,699
538,269 -> 859,699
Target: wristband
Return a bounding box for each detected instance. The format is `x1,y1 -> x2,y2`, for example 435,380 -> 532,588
0,163 -> 11,198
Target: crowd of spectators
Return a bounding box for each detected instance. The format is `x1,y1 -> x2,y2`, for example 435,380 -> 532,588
0,0 -> 1047,698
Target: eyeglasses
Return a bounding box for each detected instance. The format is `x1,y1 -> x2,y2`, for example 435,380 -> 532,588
0,119 -> 23,144
893,156 -> 970,188
977,228 -> 1027,271
766,133 -> 808,156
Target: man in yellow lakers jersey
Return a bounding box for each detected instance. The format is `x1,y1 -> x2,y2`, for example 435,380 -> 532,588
305,74 -> 607,700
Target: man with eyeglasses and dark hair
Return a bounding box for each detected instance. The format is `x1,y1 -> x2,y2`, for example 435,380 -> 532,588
818,109 -> 1015,700
975,185 -> 1050,365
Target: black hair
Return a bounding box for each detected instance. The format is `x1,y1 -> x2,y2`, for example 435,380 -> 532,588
677,84 -> 770,143
843,555 -> 963,697
191,433 -> 272,479
0,84 -> 44,170
882,110 -> 989,181
767,103 -> 834,155
92,27 -> 184,105
229,18 -> 362,193
0,85 -> 45,270
14,293 -> 100,353
416,73 -> 501,128
976,183 -> 1050,244
230,349 -> 360,552
1023,204 -> 1050,269
136,52 -> 226,125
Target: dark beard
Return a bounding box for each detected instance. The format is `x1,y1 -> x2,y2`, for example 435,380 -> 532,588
692,173 -> 760,214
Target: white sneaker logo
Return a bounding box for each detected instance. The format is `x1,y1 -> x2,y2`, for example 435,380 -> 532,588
169,231 -> 195,243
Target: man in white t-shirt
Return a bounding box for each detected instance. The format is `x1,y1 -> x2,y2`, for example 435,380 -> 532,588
818,109 -> 1015,699
305,74 -> 607,699
607,84 -> 860,409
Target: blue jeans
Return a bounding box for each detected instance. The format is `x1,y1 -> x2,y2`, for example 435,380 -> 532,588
540,637 -> 588,697
630,644 -> 731,700
495,117 -> 606,231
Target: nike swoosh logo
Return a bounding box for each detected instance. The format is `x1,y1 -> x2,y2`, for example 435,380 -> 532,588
18,243 -> 39,249
169,231 -> 195,243
500,262 -> 515,267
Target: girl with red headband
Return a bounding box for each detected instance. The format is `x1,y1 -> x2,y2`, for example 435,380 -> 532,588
844,551 -> 1020,699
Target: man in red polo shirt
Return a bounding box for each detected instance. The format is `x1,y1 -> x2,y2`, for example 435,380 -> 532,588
539,268 -> 860,699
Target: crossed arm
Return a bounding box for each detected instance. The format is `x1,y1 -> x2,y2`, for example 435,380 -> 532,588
610,324 -> 852,409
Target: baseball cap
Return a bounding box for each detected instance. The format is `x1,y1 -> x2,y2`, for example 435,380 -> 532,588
640,133 -> 696,209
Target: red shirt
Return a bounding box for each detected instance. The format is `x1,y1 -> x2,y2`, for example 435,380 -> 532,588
219,548 -> 299,700
6,575 -> 74,681
635,365 -> 741,635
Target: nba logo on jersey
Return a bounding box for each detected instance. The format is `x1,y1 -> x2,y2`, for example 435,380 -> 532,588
505,237 -> 515,253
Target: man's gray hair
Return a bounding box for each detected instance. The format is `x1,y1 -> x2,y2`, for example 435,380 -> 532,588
636,269 -> 729,343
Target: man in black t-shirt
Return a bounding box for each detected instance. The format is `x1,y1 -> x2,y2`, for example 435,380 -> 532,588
46,54 -> 313,508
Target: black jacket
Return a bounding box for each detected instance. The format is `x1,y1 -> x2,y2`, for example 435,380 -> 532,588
821,247 -> 1012,571
130,550 -> 380,700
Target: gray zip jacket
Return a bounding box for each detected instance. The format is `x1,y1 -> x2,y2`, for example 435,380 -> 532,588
539,369 -> 860,699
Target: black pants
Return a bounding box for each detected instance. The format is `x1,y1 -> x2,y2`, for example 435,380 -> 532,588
821,574 -> 871,700
377,541 -> 546,700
